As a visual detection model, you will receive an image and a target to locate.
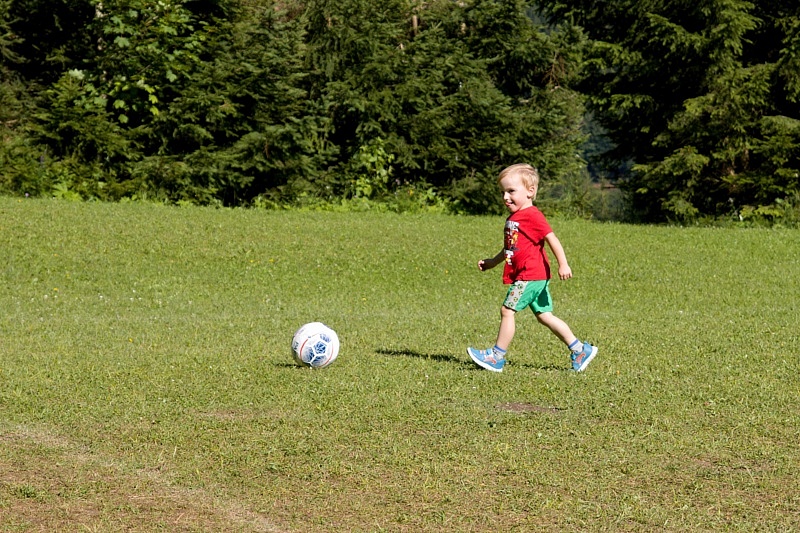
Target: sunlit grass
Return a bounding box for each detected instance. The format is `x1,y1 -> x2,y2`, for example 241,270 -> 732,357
1,197 -> 798,531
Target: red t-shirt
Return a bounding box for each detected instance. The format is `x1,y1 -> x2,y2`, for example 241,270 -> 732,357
502,206 -> 553,283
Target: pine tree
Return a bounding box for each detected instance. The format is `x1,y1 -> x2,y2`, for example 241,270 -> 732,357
303,0 -> 588,213
3,0 -> 589,210
540,0 -> 800,222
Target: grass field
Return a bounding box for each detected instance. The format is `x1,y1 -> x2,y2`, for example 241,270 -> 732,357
1,197 -> 799,532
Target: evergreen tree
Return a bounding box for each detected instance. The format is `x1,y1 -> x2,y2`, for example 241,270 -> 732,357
540,0 -> 800,222
111,0 -> 327,204
3,0 -> 589,211
0,0 -> 23,133
12,0 -> 326,204
303,0 -> 588,213
1,0 -> 46,195
5,0 -> 95,84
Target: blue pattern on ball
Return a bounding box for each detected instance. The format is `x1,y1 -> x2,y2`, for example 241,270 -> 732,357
292,323 -> 339,368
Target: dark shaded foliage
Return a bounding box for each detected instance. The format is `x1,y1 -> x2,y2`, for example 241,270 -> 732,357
1,0 -> 588,213
5,0 -> 797,221
539,0 -> 800,222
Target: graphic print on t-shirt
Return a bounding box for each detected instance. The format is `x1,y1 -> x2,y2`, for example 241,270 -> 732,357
504,220 -> 520,265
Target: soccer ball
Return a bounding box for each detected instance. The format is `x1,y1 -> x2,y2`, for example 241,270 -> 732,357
291,322 -> 340,368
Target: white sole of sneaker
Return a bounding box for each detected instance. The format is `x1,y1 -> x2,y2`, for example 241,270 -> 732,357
467,348 -> 504,373
575,346 -> 598,372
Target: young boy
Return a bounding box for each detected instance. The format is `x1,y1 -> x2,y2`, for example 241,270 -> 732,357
467,163 -> 597,373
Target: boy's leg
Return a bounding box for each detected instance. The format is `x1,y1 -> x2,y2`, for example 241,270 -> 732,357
467,305 -> 516,373
535,312 -> 576,346
536,311 -> 598,371
496,305 -> 516,351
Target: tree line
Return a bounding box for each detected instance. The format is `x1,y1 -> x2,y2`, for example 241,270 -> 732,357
1,0 -> 798,222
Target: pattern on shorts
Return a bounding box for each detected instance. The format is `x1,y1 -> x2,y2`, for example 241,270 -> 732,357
504,280 -> 528,310
503,279 -> 553,313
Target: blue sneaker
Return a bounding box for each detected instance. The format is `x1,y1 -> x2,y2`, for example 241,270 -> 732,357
467,347 -> 505,372
571,343 -> 597,372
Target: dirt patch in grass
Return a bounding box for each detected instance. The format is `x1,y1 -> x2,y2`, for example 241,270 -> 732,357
496,402 -> 564,414
0,426 -> 285,532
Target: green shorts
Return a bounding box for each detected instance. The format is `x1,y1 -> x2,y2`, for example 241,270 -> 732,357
503,280 -> 553,314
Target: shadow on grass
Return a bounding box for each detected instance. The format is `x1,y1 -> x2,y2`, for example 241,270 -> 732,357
376,349 -> 572,372
515,362 -> 570,372
277,355 -> 567,372
274,362 -> 302,368
375,348 -> 472,367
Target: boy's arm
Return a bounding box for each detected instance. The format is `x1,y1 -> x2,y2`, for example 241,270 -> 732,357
544,232 -> 572,280
478,250 -> 505,271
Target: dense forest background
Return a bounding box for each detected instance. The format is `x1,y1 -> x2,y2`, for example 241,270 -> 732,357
1,0 -> 798,222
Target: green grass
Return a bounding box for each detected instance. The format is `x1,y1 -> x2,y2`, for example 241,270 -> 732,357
1,197 -> 799,531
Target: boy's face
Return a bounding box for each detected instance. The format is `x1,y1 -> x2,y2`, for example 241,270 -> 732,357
499,173 -> 536,213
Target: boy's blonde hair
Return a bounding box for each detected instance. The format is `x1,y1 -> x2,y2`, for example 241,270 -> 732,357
498,163 -> 539,190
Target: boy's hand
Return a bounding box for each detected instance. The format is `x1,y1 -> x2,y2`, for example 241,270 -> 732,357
478,258 -> 496,271
479,251 -> 505,271
558,264 -> 572,280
